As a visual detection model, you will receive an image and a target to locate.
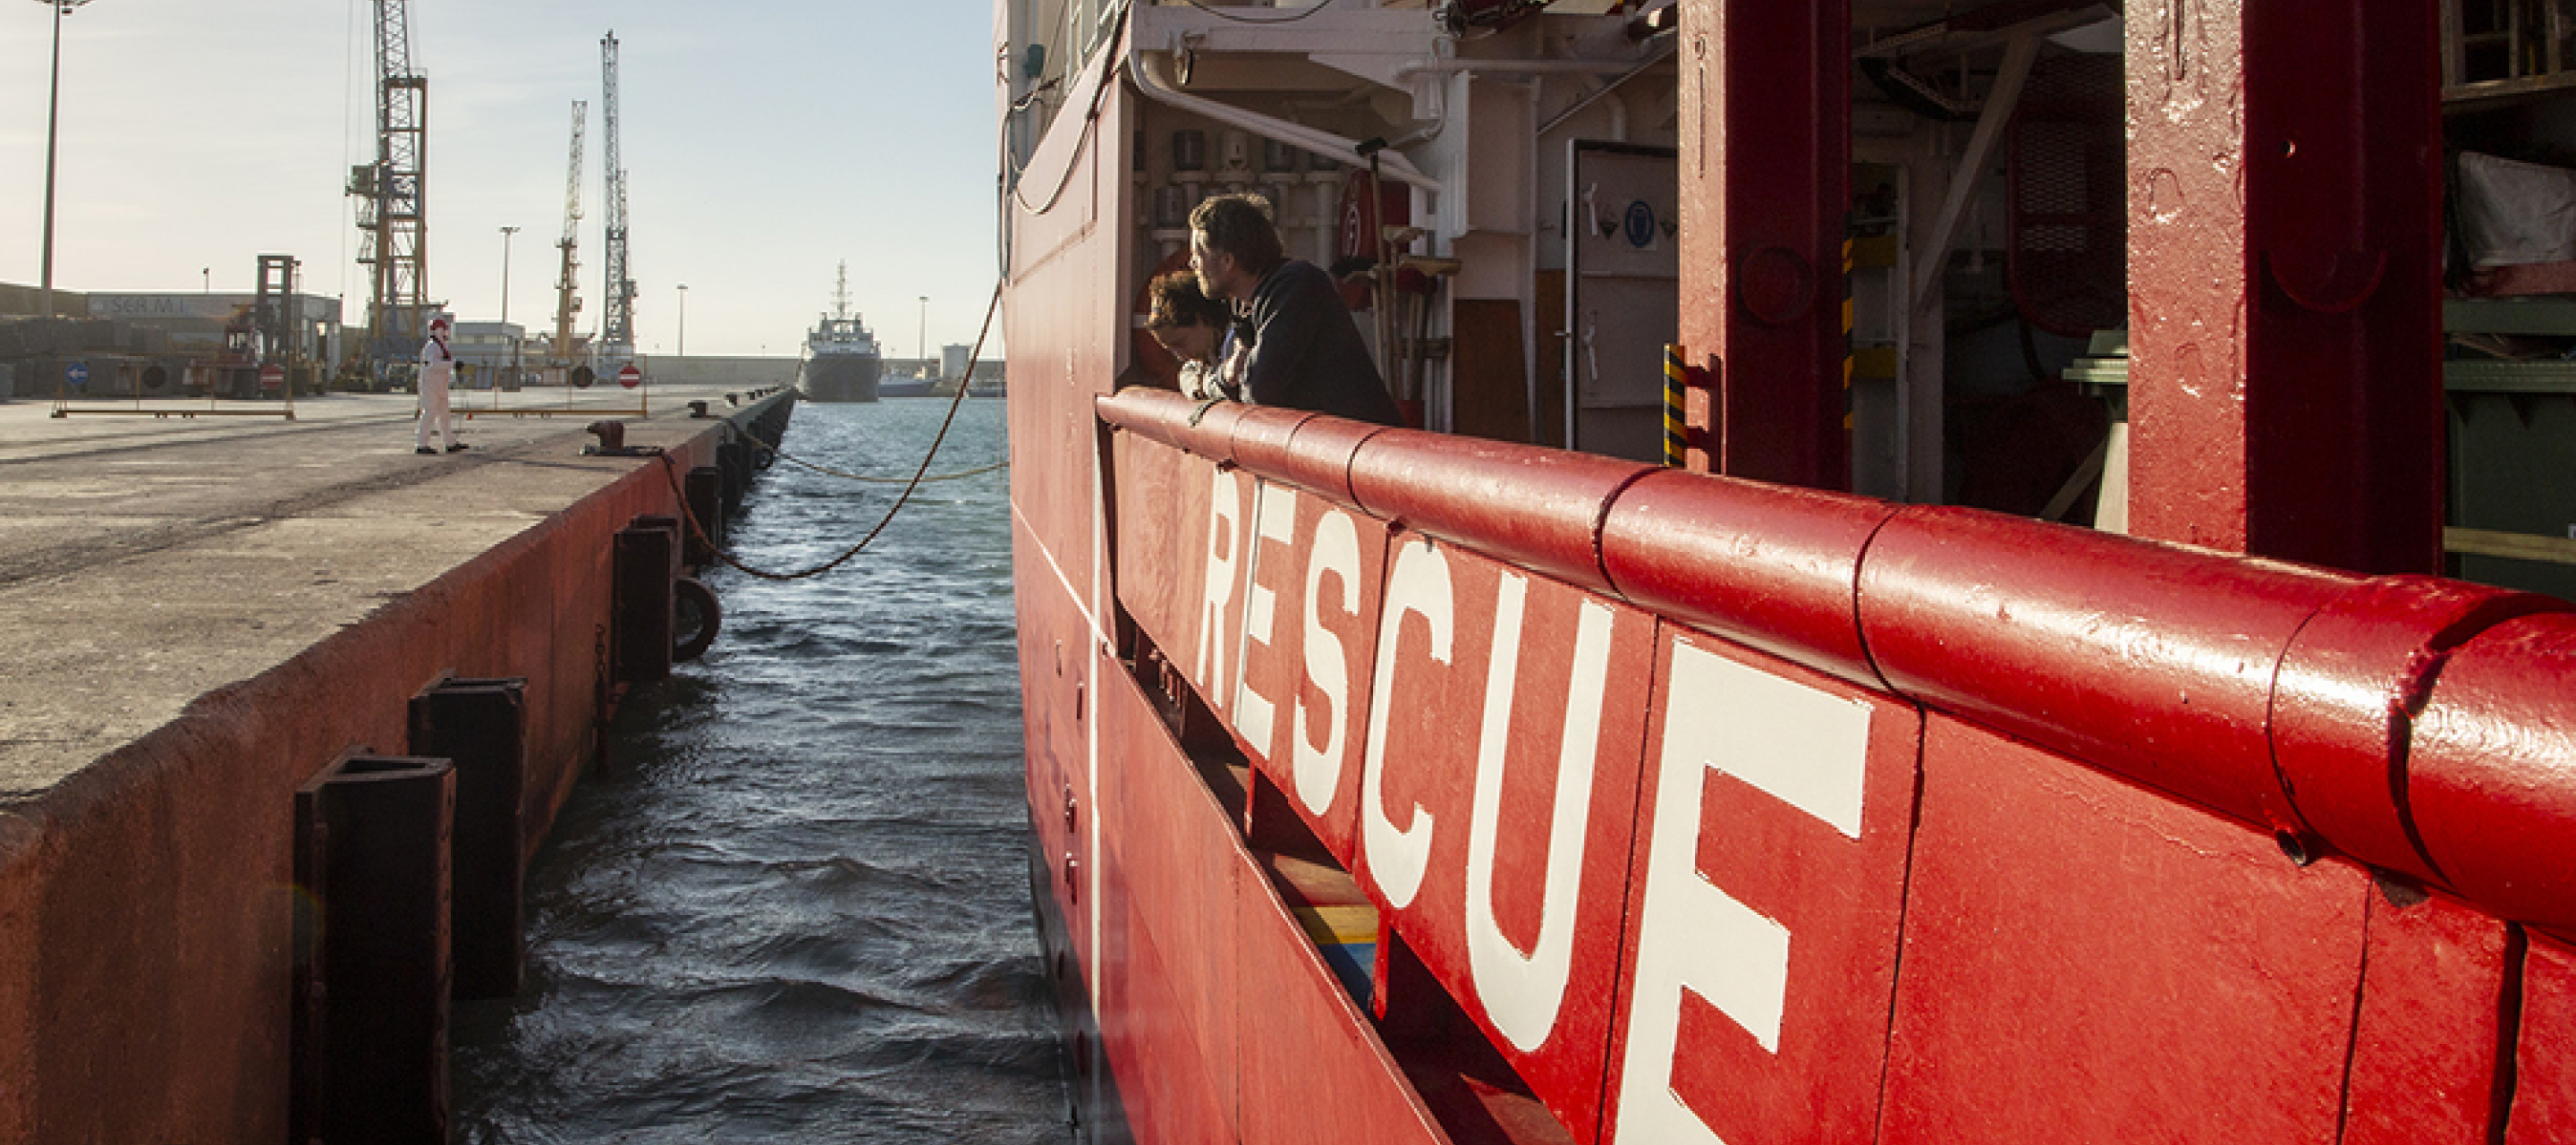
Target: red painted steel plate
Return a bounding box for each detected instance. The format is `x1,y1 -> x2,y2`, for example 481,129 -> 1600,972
1598,630 -> 1919,1145
1236,842 -> 1454,1145
2341,886 -> 2510,1145
1112,430 -> 1211,660
1229,480 -> 1393,862
1098,652 -> 1244,1134
1884,714 -> 2368,1144
1097,887 -> 1235,1145
1012,537 -> 1094,963
1004,80 -> 1124,589
2509,934 -> 2576,1144
1346,535 -> 1657,1143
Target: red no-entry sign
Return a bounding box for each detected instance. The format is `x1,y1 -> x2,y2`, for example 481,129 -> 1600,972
618,363 -> 642,389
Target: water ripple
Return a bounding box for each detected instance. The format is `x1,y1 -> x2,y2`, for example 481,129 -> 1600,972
455,400 -> 1071,1143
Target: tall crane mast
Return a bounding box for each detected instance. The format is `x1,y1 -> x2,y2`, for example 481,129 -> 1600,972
598,31 -> 636,369
552,99 -> 587,369
347,0 -> 430,385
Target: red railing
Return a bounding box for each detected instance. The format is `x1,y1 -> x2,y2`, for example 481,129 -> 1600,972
1097,386 -> 2576,938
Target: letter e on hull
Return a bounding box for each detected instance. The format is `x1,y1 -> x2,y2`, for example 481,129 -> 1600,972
1603,632 -> 1920,1145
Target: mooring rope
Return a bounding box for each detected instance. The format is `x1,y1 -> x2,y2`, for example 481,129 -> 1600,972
656,277 -> 1007,582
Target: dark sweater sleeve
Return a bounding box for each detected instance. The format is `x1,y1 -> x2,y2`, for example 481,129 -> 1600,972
1241,268 -> 1328,409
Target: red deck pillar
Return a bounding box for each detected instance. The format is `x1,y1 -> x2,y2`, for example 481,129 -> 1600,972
2125,1 -> 2444,573
1678,0 -> 1850,488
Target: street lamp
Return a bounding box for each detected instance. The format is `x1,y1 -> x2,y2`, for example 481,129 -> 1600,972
35,0 -> 97,325
676,284 -> 687,359
917,294 -> 928,376
498,225 -> 519,382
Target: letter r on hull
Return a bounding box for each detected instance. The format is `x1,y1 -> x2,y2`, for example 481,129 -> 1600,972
1194,469 -> 1245,698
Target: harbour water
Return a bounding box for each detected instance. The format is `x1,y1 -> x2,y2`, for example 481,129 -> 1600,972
453,396 -> 1069,1142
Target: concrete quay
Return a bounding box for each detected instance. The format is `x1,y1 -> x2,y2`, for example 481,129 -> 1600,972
0,386 -> 794,1142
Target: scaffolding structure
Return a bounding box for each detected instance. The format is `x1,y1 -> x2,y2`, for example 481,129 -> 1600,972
598,32 -> 635,370
348,0 -> 430,387
553,99 -> 588,376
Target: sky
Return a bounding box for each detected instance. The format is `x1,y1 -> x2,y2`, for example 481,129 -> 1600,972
1,1 -> 1004,360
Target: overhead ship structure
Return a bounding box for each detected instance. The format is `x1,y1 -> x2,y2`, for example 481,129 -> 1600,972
998,2 -> 2576,1144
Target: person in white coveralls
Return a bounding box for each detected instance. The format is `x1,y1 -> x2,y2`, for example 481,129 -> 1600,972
416,316 -> 467,454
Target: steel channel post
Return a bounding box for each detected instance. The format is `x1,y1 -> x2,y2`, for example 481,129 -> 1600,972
1677,0 -> 1852,489
2125,0 -> 2445,573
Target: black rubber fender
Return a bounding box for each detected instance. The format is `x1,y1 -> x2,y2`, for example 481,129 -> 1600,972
753,446 -> 775,471
672,577 -> 720,662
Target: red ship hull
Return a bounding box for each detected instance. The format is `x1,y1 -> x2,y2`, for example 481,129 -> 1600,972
1001,4 -> 2576,1142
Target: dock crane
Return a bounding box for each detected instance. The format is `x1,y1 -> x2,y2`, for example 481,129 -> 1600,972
346,0 -> 430,389
598,31 -> 636,370
551,99 -> 587,381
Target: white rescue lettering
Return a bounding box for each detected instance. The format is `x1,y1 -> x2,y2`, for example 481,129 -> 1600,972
1193,468 -> 1246,700
1292,507 -> 1361,815
1232,485 -> 1301,753
1614,637 -> 1872,1141
1360,537 -> 1451,909
1464,580 -> 1615,1054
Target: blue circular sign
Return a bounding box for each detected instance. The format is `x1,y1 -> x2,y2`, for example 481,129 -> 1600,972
66,362 -> 89,389
1623,200 -> 1657,249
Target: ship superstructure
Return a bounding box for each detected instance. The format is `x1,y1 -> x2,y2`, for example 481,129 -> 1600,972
801,261 -> 883,403
999,3 -> 2576,1144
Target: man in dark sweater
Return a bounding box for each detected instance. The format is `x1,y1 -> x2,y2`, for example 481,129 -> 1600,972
1189,193 -> 1404,427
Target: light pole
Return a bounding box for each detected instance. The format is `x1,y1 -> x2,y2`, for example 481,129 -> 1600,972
498,225 -> 519,382
35,0 -> 97,325
917,294 -> 928,377
200,267 -> 208,293
676,284 -> 687,358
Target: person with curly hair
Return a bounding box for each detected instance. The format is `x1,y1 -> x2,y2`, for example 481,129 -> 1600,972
1143,270 -> 1242,401
1189,192 -> 1401,426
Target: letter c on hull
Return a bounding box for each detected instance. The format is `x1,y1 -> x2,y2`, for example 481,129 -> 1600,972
1293,507 -> 1362,815
1361,537 -> 1451,910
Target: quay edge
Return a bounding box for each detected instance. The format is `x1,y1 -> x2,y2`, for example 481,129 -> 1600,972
0,389 -> 794,1143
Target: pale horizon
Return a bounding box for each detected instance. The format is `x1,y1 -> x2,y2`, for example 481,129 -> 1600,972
2,2 -> 1004,360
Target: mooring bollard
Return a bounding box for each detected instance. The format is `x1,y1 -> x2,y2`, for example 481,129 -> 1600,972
408,677 -> 529,1001
292,751 -> 455,1145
